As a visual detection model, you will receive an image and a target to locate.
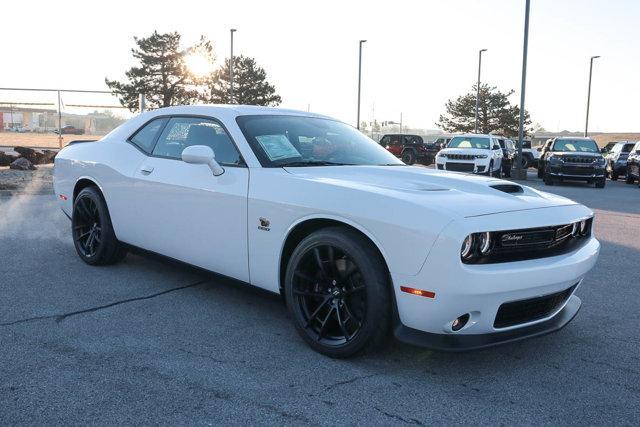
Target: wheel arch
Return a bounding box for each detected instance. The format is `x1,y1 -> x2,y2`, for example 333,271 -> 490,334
278,216 -> 392,298
73,176 -> 104,201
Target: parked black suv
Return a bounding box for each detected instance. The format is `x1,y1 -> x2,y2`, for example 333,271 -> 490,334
380,134 -> 440,165
625,141 -> 640,185
605,141 -> 636,180
538,137 -> 606,188
495,136 -> 515,177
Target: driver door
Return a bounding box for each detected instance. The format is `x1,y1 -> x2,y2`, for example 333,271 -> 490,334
127,116 -> 250,282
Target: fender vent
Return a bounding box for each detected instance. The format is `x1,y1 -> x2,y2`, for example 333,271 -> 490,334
491,184 -> 524,194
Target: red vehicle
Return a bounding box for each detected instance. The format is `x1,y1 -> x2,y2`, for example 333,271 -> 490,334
55,125 -> 85,135
379,134 -> 440,165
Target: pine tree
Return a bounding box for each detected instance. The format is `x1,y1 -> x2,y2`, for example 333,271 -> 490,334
437,83 -> 532,136
106,31 -> 213,112
203,55 -> 281,106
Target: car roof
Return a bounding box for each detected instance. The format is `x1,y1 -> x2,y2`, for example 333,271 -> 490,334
147,104 -> 334,120
554,136 -> 595,140
452,134 -> 493,138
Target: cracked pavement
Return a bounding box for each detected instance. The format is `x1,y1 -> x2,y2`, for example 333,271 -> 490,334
1,177 -> 639,425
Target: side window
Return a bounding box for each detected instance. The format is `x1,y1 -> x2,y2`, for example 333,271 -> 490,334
130,118 -> 168,153
152,117 -> 242,166
380,136 -> 390,145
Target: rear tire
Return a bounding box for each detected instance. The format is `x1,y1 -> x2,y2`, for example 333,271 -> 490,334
537,165 -> 544,179
610,170 -> 618,181
625,174 -> 634,184
595,178 -> 606,188
284,227 -> 391,358
72,187 -> 127,265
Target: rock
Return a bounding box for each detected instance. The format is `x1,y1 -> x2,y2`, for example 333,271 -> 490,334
0,152 -> 18,167
41,149 -> 58,164
9,157 -> 37,170
14,147 -> 39,164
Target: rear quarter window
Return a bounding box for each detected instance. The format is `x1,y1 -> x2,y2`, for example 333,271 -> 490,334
129,118 -> 168,153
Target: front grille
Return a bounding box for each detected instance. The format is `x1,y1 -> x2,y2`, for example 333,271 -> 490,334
563,156 -> 595,164
437,164 -> 444,170
465,218 -> 593,264
494,285 -> 576,328
446,154 -> 476,161
561,166 -> 596,176
446,162 -> 474,172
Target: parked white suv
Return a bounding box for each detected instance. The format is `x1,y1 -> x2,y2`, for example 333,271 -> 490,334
436,134 -> 504,177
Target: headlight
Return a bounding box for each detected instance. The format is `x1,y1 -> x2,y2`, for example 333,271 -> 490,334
595,157 -> 606,166
549,156 -> 562,164
579,219 -> 588,235
438,153 -> 447,158
478,232 -> 492,254
475,154 -> 488,159
461,235 -> 474,260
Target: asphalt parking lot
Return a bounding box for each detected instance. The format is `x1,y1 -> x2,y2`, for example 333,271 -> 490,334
1,173 -> 639,425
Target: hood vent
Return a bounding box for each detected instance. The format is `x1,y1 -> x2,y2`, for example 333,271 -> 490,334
491,184 -> 524,194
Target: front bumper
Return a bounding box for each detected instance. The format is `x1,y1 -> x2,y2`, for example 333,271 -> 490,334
390,205 -> 599,351
610,161 -> 627,174
395,295 -> 581,351
435,159 -> 489,174
547,163 -> 605,180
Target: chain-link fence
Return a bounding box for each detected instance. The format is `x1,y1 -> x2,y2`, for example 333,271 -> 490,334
0,88 -> 135,149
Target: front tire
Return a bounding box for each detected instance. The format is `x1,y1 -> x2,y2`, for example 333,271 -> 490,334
401,150 -> 416,165
284,227 -> 391,358
544,171 -> 554,185
72,187 -> 127,265
595,178 -> 606,188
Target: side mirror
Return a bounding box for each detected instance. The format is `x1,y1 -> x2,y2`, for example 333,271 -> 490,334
600,147 -> 607,154
181,145 -> 224,176
536,147 -> 542,152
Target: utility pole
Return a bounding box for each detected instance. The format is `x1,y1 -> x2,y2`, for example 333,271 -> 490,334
230,28 -> 237,104
357,40 -> 366,129
513,0 -> 530,180
475,48 -> 487,133
585,55 -> 600,137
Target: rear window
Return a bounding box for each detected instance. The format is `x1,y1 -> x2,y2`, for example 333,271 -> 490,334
130,118 -> 168,153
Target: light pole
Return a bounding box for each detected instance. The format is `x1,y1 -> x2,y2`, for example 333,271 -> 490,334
513,0 -> 530,180
474,48 -> 487,134
230,28 -> 237,104
585,55 -> 600,137
357,39 -> 366,130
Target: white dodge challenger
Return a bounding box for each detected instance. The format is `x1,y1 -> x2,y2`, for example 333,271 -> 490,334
54,105 -> 600,357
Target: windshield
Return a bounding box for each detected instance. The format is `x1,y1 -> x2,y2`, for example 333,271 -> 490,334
622,143 -> 634,153
447,136 -> 490,149
236,115 -> 404,167
552,139 -> 598,153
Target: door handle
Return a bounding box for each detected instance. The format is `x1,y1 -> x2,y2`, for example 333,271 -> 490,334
140,166 -> 154,175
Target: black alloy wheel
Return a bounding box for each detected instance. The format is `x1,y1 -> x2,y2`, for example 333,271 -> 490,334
285,227 -> 390,358
73,195 -> 102,258
72,187 -> 127,265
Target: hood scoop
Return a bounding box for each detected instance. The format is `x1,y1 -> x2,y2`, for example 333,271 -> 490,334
491,184 -> 524,194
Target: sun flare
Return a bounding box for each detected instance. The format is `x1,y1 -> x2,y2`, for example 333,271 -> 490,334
185,52 -> 213,77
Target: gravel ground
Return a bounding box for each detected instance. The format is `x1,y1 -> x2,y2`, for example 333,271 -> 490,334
0,164 -> 53,195
0,173 -> 639,425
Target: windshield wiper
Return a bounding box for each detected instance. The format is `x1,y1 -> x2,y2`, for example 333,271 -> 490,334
279,160 -> 354,167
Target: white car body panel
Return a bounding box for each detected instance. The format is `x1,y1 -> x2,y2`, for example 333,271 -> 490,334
435,135 -> 504,173
53,105 -> 600,348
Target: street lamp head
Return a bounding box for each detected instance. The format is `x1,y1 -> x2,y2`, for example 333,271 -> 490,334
230,28 -> 237,33
360,39 -> 367,44
591,55 -> 600,59
480,48 -> 488,53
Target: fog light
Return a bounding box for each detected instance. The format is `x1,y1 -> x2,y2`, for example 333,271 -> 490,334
452,313 -> 470,331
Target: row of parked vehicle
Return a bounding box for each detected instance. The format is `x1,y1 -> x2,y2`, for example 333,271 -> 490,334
381,133 -> 640,189
380,133 -> 539,178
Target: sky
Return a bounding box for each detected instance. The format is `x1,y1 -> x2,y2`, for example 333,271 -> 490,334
2,0 -> 639,132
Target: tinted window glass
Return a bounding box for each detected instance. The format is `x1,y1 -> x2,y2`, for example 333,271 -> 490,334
448,136 -> 491,149
236,115 -> 403,167
552,139 -> 598,153
380,136 -> 390,145
152,117 -> 242,165
622,143 -> 634,153
522,141 -> 531,149
130,118 -> 168,153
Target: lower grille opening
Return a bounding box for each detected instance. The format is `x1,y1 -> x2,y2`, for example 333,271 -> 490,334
446,162 -> 474,172
494,285 -> 577,329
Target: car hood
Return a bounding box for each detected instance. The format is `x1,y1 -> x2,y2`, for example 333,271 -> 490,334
283,165 -> 577,218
